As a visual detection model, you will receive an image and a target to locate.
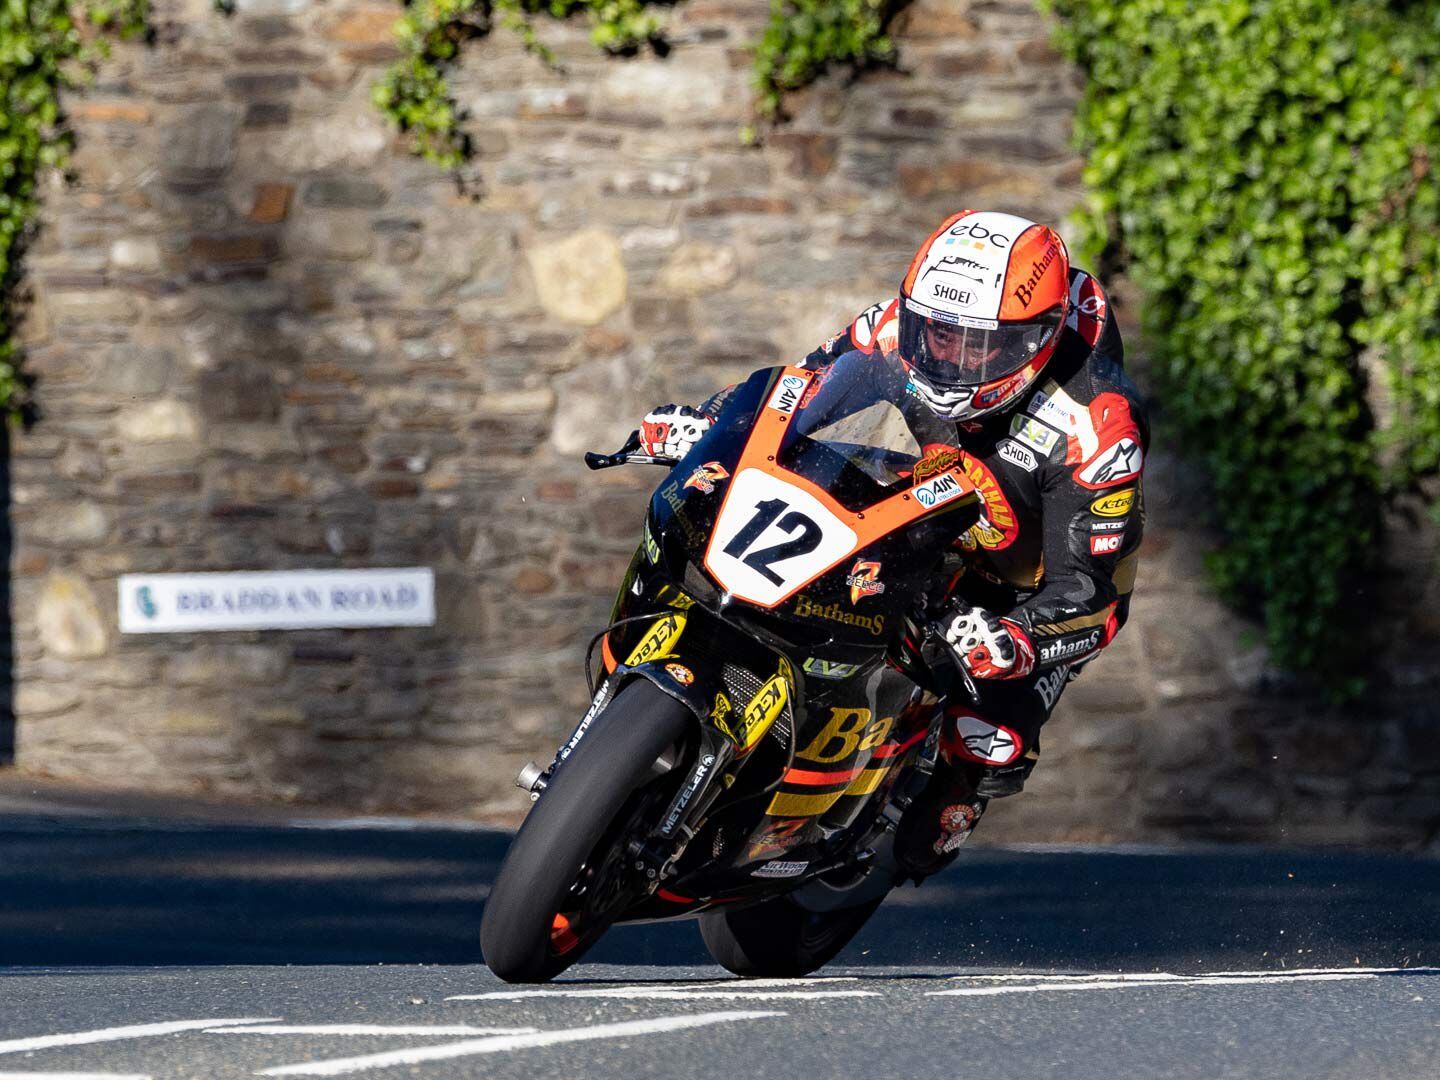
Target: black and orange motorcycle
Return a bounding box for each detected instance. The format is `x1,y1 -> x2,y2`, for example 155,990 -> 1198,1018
480,352 -> 984,983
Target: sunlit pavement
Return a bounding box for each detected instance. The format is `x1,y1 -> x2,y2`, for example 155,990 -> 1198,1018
1,787 -> 1437,1078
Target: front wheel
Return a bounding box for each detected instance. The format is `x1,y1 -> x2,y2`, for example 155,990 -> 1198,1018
481,680 -> 691,983
698,892 -> 886,977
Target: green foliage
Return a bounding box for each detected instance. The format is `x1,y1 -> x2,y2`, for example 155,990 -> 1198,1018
751,0 -> 899,121
1044,0 -> 1440,676
374,0 -> 663,169
0,0 -> 148,412
375,0 -> 906,163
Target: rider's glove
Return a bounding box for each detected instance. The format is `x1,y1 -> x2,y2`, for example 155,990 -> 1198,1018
942,606 -> 1036,680
640,404 -> 713,462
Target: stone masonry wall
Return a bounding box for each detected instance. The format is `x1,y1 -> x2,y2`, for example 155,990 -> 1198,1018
9,0 -> 1440,846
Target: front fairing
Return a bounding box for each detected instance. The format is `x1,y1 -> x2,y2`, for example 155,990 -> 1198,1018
640,358 -> 981,654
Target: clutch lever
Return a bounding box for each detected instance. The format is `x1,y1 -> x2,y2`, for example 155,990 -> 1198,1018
583,429 -> 679,470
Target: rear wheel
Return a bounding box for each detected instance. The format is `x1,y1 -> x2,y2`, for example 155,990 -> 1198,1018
698,892 -> 886,977
481,680 -> 691,983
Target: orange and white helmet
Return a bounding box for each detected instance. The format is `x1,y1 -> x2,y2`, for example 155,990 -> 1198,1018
898,210 -> 1070,423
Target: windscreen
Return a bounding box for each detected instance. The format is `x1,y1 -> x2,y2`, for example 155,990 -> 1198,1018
776,353 -> 926,511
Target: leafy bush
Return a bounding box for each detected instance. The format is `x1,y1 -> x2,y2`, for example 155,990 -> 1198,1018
1044,0 -> 1440,678
374,0 -> 907,164
0,0 -> 147,411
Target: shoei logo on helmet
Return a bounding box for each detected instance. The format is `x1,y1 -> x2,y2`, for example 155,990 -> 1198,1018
947,220 -> 1012,249
933,284 -> 975,306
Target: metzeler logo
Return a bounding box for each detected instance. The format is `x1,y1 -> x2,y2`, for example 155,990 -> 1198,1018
794,595 -> 885,637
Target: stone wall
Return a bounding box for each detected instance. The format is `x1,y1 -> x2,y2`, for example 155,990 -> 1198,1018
8,0 -> 1439,846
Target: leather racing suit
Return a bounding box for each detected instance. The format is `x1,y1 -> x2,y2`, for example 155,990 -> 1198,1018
702,268 -> 1147,812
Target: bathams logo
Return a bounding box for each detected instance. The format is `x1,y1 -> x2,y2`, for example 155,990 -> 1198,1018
793,595 -> 885,637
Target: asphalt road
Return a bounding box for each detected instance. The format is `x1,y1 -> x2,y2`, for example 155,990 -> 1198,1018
2,796 -> 1438,1079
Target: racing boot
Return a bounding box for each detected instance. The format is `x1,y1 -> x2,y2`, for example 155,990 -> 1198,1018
894,758 -> 988,882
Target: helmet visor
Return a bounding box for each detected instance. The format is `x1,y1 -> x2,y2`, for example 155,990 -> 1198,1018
899,299 -> 1061,389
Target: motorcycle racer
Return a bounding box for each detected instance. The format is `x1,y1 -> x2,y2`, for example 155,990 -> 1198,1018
637,209 -> 1147,878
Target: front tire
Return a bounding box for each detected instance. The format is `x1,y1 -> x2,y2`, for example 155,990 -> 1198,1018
481,680 -> 691,983
698,892 -> 886,977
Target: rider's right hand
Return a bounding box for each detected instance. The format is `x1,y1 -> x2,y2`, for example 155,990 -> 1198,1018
640,404 -> 712,462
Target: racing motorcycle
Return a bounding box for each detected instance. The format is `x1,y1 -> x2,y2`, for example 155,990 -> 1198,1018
480,352 -> 984,983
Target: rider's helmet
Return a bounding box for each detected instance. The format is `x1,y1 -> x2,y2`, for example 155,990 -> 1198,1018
897,210 -> 1070,423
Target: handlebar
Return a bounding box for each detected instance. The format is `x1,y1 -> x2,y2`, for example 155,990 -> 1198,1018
584,430 -> 679,471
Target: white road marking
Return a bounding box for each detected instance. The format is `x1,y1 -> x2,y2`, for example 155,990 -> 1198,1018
0,1020 -> 280,1056
448,976 -> 867,1002
258,1011 -> 784,1077
206,1026 -> 538,1037
928,973 -> 1379,996
448,988 -> 877,1001
945,966 -> 1438,983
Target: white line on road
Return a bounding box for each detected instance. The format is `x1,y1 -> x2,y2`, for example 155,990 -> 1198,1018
257,1011 -> 785,1077
448,988 -> 877,1001
944,973 -> 1440,990
206,1027 -> 538,1037
0,1020 -> 281,1056
928,973 -> 1380,996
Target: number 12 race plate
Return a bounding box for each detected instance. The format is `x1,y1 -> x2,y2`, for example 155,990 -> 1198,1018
705,468 -> 858,608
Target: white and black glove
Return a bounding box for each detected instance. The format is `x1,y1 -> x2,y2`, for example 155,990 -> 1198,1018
640,404 -> 713,462
941,606 -> 1036,681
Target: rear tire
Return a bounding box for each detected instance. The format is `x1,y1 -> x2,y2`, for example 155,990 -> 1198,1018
698,892 -> 886,977
481,680 -> 691,983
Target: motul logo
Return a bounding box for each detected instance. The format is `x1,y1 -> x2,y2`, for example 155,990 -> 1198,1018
1090,534 -> 1123,555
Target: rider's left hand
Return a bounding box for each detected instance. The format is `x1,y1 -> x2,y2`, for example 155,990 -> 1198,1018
941,606 -> 1036,680
639,404 -> 712,462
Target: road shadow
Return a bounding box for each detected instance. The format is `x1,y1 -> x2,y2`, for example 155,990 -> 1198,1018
590,847 -> 1440,972
3,812 -> 1437,971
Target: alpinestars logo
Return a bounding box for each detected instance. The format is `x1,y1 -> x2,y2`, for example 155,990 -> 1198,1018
1078,438 -> 1143,488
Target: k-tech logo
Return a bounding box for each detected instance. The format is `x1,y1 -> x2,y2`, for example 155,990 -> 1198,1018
1090,534 -> 1123,555
914,472 -> 964,508
767,373 -> 810,415
1090,488 -> 1136,517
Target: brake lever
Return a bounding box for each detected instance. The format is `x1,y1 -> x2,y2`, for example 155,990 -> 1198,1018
922,619 -> 981,704
583,430 -> 679,471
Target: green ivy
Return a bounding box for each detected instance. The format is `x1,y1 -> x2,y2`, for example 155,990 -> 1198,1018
751,0 -> 899,122
0,0 -> 148,412
373,0 -> 664,169
374,0 -> 907,164
1044,0 -> 1440,678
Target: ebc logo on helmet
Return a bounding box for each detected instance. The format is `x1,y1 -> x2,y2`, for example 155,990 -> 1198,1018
947,220 -> 1012,249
